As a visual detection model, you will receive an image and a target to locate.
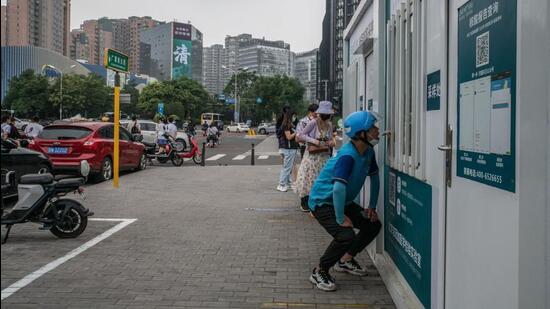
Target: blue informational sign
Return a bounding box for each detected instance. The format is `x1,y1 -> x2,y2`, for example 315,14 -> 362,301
226,98 -> 236,104
384,167 -> 432,308
157,102 -> 164,115
427,70 -> 441,111
457,0 -> 516,192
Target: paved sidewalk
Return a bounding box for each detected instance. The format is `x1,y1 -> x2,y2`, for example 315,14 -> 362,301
1,165 -> 395,309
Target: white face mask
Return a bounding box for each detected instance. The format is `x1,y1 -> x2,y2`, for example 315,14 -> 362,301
369,138 -> 380,146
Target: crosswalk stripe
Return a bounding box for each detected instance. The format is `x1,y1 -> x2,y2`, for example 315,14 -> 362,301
206,154 -> 226,161
258,155 -> 269,160
232,155 -> 247,160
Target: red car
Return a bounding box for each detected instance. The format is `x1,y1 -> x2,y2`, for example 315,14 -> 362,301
29,122 -> 147,181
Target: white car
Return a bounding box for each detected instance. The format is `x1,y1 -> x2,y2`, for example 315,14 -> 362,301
257,122 -> 276,135
226,123 -> 250,133
121,120 -> 190,149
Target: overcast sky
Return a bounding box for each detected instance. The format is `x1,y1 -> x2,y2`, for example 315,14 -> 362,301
66,0 -> 325,52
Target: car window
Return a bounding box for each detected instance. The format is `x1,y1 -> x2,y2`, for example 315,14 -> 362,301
119,128 -> 132,141
98,126 -> 114,139
140,123 -> 156,131
39,126 -> 93,140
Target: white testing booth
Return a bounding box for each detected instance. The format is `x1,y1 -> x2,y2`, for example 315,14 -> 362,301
343,0 -> 549,308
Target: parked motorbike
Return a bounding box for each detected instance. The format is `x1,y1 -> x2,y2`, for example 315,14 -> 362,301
0,160 -> 94,244
143,134 -> 184,166
178,133 -> 203,165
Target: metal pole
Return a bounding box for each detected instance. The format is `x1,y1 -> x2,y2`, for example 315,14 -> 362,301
251,143 -> 255,166
59,72 -> 63,120
234,72 -> 238,123
201,142 -> 206,166
113,72 -> 120,188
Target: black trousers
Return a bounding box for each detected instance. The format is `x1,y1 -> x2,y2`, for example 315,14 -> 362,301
312,203 -> 382,271
300,145 -> 306,158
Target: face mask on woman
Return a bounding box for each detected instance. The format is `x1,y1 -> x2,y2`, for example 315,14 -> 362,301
320,114 -> 331,121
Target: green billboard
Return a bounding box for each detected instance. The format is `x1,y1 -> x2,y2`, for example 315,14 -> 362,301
172,23 -> 192,80
457,0 -> 517,192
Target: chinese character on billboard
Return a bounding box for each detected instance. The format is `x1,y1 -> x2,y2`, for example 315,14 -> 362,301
172,23 -> 193,79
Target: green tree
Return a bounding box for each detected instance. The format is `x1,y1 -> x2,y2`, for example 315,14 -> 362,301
3,69 -> 52,118
244,75 -> 306,122
48,73 -> 112,119
139,77 -> 213,122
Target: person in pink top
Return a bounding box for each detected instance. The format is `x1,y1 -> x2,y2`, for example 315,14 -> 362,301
295,101 -> 336,212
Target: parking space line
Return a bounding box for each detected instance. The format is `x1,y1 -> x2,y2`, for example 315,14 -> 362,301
206,154 -> 226,161
232,154 -> 247,160
258,155 -> 269,160
1,218 -> 137,301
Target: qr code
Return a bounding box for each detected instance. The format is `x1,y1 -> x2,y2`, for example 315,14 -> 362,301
388,171 -> 396,206
476,31 -> 489,68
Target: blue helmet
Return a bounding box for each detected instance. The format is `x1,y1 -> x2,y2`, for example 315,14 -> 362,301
343,111 -> 378,139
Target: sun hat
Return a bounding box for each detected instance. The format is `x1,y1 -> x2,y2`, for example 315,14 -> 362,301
316,101 -> 334,115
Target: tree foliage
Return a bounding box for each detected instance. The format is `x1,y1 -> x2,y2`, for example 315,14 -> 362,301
3,70 -> 52,118
139,77 -> 213,122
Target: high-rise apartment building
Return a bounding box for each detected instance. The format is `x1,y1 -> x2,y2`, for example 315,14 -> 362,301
294,49 -> 319,103
140,22 -> 203,83
1,6 -> 7,46
71,16 -> 161,73
69,29 -> 89,61
2,0 -> 71,56
318,0 -> 361,109
202,44 -> 229,95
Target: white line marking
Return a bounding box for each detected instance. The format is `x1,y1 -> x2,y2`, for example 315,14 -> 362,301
1,218 -> 137,301
232,154 -> 247,160
206,154 -> 226,161
258,155 -> 269,160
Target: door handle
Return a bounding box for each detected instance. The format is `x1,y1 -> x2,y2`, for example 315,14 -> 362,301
438,145 -> 452,151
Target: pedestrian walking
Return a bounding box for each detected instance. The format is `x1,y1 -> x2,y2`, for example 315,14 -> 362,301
24,116 -> 44,138
308,111 -> 382,292
276,111 -> 299,192
295,101 -> 335,212
128,115 -> 141,134
296,103 -> 319,158
1,115 -> 11,140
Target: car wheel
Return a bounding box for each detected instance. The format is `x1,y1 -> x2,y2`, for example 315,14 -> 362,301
136,152 -> 147,171
96,157 -> 112,182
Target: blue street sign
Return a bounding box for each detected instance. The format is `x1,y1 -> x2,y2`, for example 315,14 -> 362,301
158,102 -> 164,115
226,98 -> 236,104
256,97 -> 263,104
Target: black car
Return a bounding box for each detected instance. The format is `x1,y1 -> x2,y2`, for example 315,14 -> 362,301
1,139 -> 52,198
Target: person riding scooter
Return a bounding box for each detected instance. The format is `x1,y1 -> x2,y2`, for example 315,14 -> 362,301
206,123 -> 219,147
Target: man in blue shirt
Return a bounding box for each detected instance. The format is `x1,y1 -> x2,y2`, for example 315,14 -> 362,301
308,111 -> 382,292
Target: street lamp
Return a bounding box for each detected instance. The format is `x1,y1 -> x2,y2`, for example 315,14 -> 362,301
41,64 -> 77,120
222,65 -> 248,123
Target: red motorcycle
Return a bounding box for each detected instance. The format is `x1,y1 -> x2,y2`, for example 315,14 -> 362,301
177,133 -> 203,165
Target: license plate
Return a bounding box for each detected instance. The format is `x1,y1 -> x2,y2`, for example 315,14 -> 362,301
48,147 -> 68,154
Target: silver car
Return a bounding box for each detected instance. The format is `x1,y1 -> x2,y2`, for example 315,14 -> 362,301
121,120 -> 191,150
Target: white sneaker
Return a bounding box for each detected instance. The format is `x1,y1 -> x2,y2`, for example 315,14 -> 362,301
309,268 -> 336,291
276,185 -> 288,192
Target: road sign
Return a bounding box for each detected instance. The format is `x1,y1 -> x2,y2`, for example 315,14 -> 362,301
120,93 -> 131,104
256,97 -> 263,104
104,48 -> 129,73
218,94 -> 225,100
226,98 -> 235,104
158,102 -> 164,115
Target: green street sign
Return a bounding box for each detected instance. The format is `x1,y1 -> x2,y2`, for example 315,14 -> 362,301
104,48 -> 129,73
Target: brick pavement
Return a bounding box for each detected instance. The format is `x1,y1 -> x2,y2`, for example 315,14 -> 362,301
1,165 -> 395,308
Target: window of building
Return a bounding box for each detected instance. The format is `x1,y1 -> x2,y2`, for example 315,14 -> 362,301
386,0 -> 426,180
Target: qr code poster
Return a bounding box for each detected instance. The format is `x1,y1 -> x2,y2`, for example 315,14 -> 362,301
476,31 -> 490,68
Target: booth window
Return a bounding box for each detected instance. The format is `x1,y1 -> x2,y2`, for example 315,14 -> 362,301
386,0 -> 426,180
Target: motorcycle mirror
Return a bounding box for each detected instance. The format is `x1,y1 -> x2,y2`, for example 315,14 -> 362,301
80,160 -> 90,177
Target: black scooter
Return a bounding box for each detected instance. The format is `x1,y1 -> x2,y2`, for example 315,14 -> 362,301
1,161 -> 94,243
